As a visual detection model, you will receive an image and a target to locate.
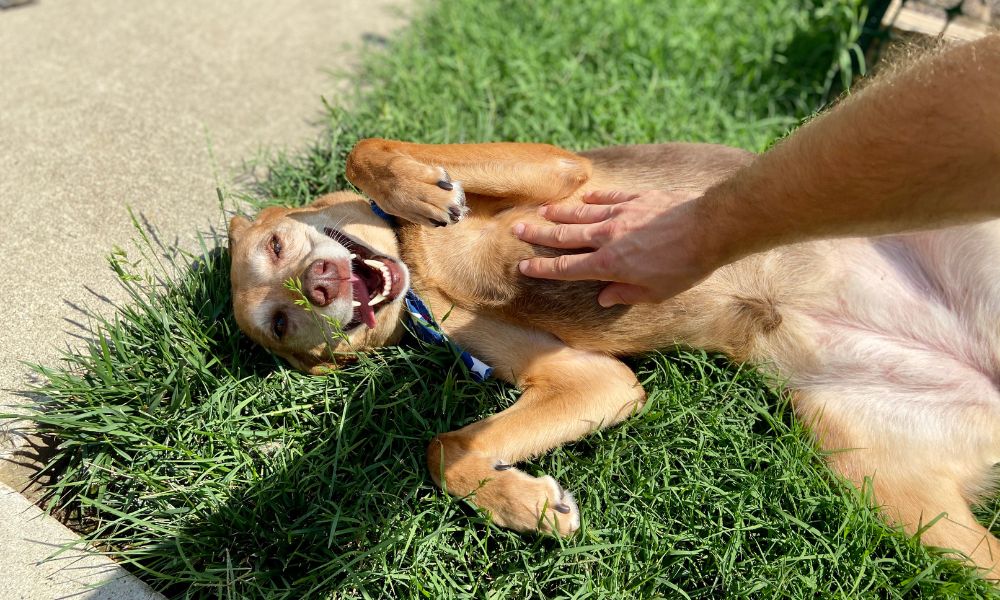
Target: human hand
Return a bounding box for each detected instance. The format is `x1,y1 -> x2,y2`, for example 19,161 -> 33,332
514,189 -> 720,307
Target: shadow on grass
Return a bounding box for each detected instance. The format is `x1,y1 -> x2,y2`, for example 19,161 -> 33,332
755,0 -> 867,115
139,417 -> 432,598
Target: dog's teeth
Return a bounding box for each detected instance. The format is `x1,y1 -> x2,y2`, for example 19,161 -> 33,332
361,258 -> 392,297
352,301 -> 361,307
349,253 -> 356,259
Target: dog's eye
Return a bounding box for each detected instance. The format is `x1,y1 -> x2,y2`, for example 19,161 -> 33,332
270,235 -> 282,258
272,312 -> 287,340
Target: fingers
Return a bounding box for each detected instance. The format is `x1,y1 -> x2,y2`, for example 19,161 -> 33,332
515,199 -> 624,249
538,202 -> 616,224
596,283 -> 654,307
518,260 -> 657,307
582,190 -> 640,205
518,253 -> 607,281
532,190 -> 637,225
513,222 -> 599,249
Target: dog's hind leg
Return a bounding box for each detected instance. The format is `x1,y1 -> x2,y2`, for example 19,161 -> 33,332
874,472 -> 1000,579
798,388 -> 1000,578
425,308 -> 645,535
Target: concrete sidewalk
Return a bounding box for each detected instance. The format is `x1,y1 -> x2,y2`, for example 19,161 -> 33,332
0,481 -> 162,600
0,0 -> 408,597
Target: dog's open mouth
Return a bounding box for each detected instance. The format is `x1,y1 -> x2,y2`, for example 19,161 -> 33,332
324,227 -> 407,330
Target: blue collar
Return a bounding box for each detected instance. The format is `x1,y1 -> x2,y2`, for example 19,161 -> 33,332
371,202 -> 493,382
402,291 -> 492,382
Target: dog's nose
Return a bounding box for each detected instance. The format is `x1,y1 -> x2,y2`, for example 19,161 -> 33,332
302,259 -> 341,307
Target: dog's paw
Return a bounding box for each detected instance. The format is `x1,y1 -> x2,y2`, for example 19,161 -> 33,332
476,467 -> 580,537
373,159 -> 468,227
425,167 -> 468,226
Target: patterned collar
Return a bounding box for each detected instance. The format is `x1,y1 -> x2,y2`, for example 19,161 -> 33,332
369,202 -> 493,382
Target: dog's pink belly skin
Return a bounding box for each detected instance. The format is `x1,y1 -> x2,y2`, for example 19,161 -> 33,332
784,227 -> 1000,461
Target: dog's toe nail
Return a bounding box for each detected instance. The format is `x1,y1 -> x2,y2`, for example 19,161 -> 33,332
430,218 -> 447,227
449,206 -> 462,222
554,503 -> 571,514
437,180 -> 453,191
494,462 -> 513,471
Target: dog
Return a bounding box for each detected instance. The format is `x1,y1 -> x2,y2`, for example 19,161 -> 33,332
228,138 -> 1000,577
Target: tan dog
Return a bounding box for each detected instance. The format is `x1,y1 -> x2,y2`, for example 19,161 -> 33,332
229,139 -> 1000,577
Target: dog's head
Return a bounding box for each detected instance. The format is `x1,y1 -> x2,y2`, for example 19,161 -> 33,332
228,192 -> 410,373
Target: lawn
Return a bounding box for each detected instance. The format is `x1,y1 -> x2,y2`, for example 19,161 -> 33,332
23,0 -> 1000,598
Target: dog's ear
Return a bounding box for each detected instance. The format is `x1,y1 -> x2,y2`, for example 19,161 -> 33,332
228,215 -> 251,247
309,191 -> 364,210
307,362 -> 339,375
282,350 -> 339,375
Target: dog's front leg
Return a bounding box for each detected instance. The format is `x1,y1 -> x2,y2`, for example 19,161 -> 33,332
427,344 -> 645,535
345,138 -> 591,226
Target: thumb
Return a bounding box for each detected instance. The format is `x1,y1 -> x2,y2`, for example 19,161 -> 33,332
597,283 -> 652,307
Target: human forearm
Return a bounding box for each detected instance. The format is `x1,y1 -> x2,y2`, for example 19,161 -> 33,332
699,34 -> 1000,269
515,34 -> 1000,306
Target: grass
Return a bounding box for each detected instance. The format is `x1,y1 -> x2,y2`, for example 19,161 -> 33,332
16,0 -> 1000,597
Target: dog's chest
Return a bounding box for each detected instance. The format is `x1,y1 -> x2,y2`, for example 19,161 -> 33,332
398,209 -> 546,308
396,220 -> 655,356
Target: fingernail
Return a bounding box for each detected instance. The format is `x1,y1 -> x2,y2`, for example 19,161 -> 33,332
512,223 -> 525,236
537,206 -> 548,217
598,297 -> 617,308
518,260 -> 529,274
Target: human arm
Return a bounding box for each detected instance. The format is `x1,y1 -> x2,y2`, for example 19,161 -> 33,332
517,33 -> 1000,306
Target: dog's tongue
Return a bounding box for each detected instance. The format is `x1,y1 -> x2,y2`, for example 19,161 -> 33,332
351,274 -> 377,329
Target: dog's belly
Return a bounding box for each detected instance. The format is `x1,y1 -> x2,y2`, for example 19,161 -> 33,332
781,228 -> 1000,451
800,229 -> 1000,384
